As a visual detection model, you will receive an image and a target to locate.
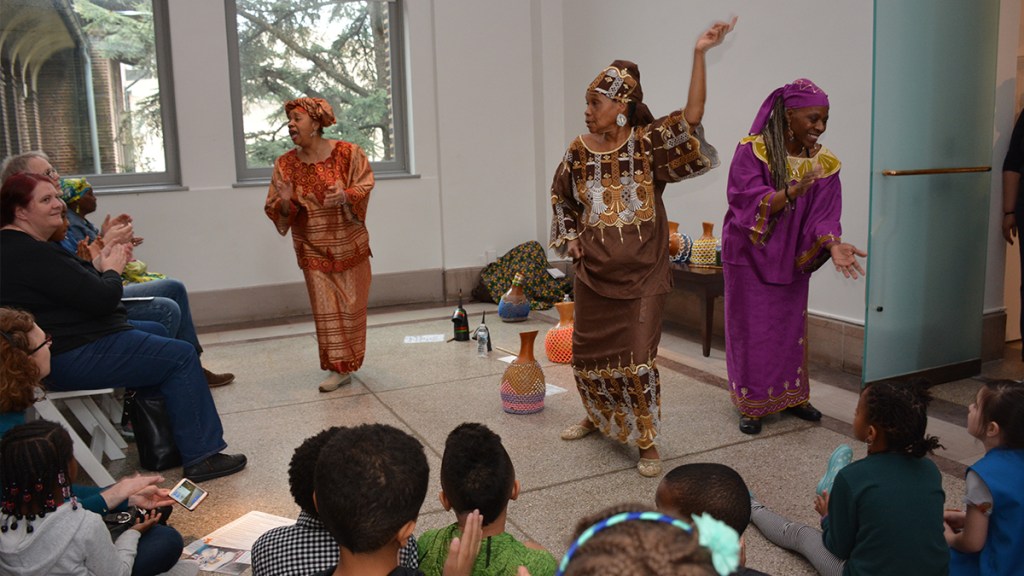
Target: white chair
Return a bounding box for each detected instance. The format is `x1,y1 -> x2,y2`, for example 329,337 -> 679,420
29,389 -> 127,486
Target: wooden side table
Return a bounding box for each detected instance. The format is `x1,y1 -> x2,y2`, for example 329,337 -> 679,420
669,263 -> 724,357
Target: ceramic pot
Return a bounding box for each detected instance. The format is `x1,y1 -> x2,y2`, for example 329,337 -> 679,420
544,300 -> 574,363
690,222 -> 719,267
497,272 -> 531,322
667,221 -> 693,264
500,330 -> 545,414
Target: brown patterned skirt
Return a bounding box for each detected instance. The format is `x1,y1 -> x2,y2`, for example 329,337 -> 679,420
571,281 -> 665,449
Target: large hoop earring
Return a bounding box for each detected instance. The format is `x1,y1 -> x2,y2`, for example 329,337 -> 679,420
615,113 -> 627,127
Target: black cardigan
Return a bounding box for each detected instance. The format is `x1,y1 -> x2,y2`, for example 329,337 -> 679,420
1,229 -> 131,354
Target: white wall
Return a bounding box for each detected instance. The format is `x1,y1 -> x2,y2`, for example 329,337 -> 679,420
91,0 -> 1015,329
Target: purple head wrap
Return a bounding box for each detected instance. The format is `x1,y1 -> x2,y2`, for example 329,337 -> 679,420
748,78 -> 830,134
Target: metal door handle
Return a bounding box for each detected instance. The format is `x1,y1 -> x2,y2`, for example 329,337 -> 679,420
881,166 -> 991,176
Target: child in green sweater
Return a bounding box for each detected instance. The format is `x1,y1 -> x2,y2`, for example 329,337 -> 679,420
418,423 -> 556,576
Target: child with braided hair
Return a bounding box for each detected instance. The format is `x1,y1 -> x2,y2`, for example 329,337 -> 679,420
946,379 -> 1024,575
556,503 -> 740,576
0,420 -> 193,576
750,379 -> 948,576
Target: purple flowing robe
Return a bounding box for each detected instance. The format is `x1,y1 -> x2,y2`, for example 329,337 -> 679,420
722,135 -> 842,417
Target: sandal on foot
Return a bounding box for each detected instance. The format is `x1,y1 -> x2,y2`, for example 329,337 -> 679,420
637,458 -> 662,477
816,444 -> 853,496
560,423 -> 596,441
739,416 -> 762,435
318,373 -> 352,393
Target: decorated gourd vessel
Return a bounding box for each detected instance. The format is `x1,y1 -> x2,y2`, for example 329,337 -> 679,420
544,297 -> 574,364
497,272 -> 531,322
500,330 -> 545,414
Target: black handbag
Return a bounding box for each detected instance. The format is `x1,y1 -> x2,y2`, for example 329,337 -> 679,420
124,390 -> 181,471
104,505 -> 173,540
104,506 -> 143,539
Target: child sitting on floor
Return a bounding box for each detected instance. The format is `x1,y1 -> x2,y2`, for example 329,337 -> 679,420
556,503 -> 740,576
418,423 -> 557,576
311,423 -> 482,576
750,379 -> 948,576
251,426 -> 419,575
945,379 -> 1024,575
0,420 -> 195,576
656,463 -> 770,576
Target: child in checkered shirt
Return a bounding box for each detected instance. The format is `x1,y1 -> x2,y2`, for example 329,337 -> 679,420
251,427 -> 419,576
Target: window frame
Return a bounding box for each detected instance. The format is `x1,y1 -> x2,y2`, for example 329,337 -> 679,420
223,0 -> 409,183
67,0 -> 181,191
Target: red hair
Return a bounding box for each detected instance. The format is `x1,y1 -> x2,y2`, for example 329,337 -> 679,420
1,172 -> 52,226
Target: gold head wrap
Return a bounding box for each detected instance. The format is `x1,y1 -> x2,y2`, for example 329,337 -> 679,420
284,97 -> 337,128
586,60 -> 654,125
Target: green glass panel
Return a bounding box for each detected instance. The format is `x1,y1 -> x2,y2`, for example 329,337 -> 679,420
864,0 -> 999,382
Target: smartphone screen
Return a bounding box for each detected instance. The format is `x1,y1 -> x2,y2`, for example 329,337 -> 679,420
170,478 -> 208,511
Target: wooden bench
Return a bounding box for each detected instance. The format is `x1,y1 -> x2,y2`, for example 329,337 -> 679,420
669,263 -> 724,357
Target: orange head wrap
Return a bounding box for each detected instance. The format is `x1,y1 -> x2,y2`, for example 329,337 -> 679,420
284,97 -> 336,128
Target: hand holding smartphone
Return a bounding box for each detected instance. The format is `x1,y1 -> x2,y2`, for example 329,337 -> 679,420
169,478 -> 208,511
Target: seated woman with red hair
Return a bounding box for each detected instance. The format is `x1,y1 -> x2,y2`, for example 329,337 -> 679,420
0,173 -> 246,483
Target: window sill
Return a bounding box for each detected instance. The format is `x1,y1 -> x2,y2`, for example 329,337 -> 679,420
231,172 -> 421,188
95,184 -> 190,196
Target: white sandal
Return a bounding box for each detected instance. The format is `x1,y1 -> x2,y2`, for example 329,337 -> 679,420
318,373 -> 352,393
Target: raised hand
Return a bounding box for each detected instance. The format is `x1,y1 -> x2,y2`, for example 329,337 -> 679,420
830,243 -> 867,279
101,213 -> 132,237
790,167 -> 824,200
273,165 -> 295,205
695,16 -> 737,53
442,510 -> 483,576
103,220 -> 134,247
324,181 -> 347,208
97,242 -> 131,274
128,485 -> 175,510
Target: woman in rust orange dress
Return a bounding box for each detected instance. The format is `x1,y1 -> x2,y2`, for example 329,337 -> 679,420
265,97 -> 374,392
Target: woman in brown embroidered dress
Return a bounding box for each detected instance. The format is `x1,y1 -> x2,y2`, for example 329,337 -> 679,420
551,19 -> 735,476
266,97 -> 374,393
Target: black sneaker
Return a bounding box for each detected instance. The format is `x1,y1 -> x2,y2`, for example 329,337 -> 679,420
183,453 -> 248,482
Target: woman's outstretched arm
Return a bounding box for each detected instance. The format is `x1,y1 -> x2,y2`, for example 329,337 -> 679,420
684,17 -> 737,126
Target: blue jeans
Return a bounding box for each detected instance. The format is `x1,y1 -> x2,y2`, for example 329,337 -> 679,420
47,329 -> 227,466
132,524 -> 184,576
123,279 -> 202,353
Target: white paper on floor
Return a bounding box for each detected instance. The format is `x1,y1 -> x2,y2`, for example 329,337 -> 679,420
545,384 -> 567,396
403,334 -> 445,343
498,355 -> 517,363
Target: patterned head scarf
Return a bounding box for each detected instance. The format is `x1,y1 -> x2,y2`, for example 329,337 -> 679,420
284,97 -> 337,128
749,78 -> 830,134
59,177 -> 93,204
587,60 -> 655,126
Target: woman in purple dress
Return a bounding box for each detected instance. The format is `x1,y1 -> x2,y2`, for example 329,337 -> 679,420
722,79 -> 866,435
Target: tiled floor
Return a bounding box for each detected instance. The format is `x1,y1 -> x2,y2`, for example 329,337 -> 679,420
99,304 -> 1020,576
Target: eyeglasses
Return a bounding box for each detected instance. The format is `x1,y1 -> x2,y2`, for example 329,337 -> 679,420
44,167 -> 59,179
28,333 -> 53,355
